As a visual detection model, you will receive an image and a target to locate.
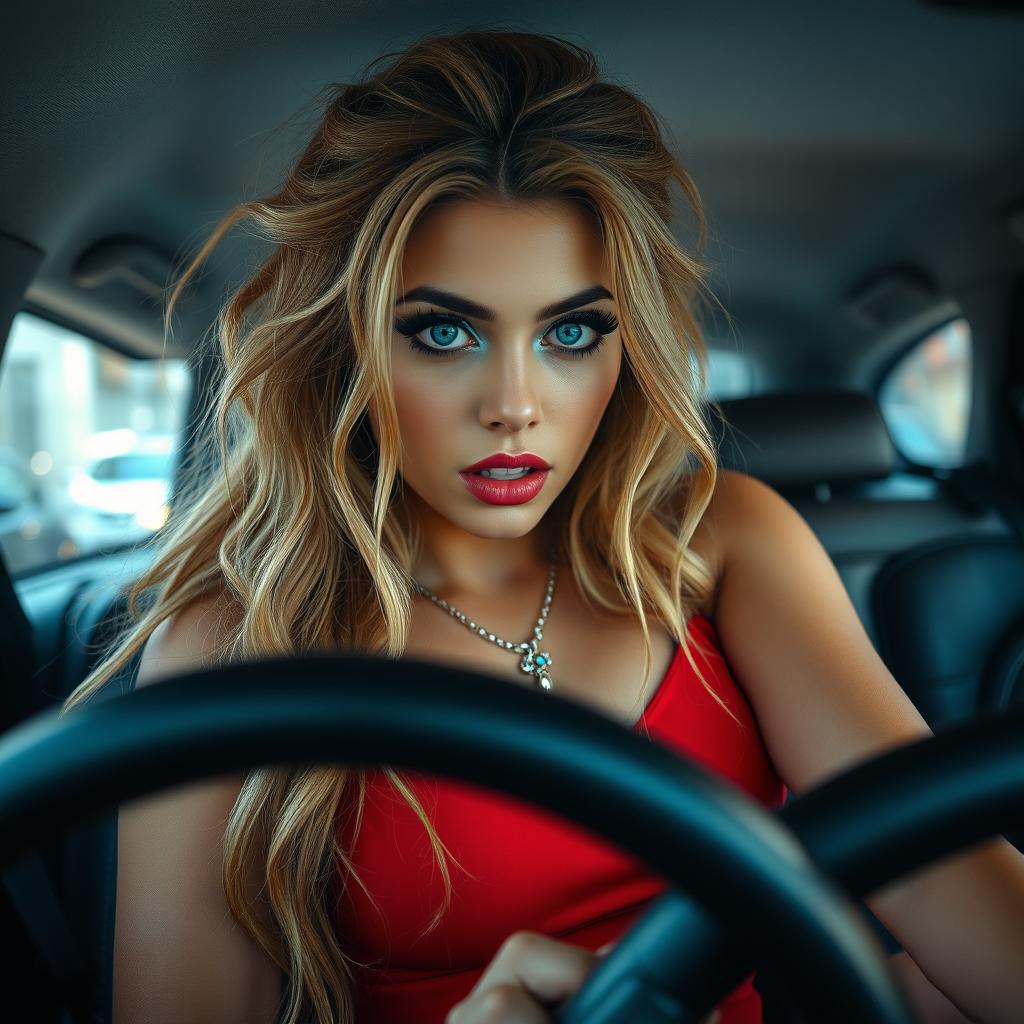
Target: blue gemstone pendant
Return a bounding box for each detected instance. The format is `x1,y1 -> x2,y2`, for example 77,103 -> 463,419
520,639 -> 554,690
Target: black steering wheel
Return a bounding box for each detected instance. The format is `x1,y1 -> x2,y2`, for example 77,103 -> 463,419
3,651 -> 988,1024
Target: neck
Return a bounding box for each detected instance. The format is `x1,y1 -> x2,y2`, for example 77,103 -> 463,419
408,496 -> 557,596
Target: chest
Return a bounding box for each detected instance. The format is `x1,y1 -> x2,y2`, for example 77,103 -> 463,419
401,570 -> 712,730
400,505 -> 723,728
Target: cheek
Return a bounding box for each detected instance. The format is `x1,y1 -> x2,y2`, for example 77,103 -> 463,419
577,384 -> 617,440
564,350 -> 621,426
578,358 -> 621,450
391,375 -> 452,452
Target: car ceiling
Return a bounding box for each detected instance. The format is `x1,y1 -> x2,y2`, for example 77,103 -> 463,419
3,0 -> 1024,387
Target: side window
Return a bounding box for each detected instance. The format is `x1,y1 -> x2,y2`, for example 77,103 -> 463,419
0,311 -> 191,576
878,317 -> 972,469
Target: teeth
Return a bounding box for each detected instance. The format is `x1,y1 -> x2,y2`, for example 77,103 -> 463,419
477,467 -> 535,479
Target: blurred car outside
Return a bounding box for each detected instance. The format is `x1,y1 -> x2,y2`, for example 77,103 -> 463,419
62,431 -> 177,555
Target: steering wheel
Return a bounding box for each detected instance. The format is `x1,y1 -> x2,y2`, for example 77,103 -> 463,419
0,653 -> 929,1024
575,703 -> 1024,1024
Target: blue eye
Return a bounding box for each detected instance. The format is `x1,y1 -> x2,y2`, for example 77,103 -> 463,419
393,307 -> 618,360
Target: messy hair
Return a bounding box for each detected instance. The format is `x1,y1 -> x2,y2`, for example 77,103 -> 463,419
62,28 -> 737,1024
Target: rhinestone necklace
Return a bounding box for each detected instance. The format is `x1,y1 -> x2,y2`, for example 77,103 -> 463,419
410,560 -> 557,691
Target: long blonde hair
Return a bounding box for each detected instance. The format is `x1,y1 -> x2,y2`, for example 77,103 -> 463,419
61,28 -> 739,1024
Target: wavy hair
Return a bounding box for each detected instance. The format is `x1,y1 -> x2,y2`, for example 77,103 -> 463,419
61,28 -> 739,1024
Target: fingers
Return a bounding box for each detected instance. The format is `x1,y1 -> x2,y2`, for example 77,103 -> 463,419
447,931 -> 597,1023
446,982 -> 551,1023
446,929 -> 722,1024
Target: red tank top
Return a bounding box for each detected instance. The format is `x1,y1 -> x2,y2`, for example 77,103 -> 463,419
331,613 -> 787,1023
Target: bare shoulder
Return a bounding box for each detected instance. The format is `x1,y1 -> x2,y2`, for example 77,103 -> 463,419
115,577 -> 282,1024
136,581 -> 246,689
671,468 -> 780,621
709,468 -> 826,569
678,468 -> 762,577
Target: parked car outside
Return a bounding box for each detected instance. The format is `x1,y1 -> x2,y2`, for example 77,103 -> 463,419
62,434 -> 177,554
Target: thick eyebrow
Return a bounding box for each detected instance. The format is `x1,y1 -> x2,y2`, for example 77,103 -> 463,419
394,285 -> 614,323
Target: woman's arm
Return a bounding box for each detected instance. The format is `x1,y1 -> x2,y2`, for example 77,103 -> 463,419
705,469 -> 1024,1024
889,949 -> 979,1023
114,590 -> 284,1024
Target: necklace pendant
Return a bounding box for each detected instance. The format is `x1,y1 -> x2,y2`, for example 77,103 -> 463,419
520,640 -> 553,689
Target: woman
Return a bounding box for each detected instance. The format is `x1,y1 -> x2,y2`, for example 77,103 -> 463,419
62,29 -> 1024,1024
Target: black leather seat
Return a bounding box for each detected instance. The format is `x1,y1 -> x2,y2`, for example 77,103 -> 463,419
6,576 -> 142,1024
870,535 -> 1024,857
714,390 -> 1017,651
873,536 -> 1024,727
42,641 -> 140,1024
715,390 -> 1024,728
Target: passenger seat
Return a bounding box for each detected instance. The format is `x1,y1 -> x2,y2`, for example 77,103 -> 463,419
713,390 -> 1015,656
714,389 -> 1024,855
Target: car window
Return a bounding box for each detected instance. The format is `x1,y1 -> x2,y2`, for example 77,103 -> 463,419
877,317 -> 972,469
0,310 -> 191,576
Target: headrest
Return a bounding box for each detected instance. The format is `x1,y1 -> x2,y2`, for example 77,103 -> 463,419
710,390 -> 897,490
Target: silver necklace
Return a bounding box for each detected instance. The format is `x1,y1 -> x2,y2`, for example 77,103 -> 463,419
410,560 -> 557,691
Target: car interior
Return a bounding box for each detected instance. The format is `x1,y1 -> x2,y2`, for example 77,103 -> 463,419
2,2 -> 1024,1022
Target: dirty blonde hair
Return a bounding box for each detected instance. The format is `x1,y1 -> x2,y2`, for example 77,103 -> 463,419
62,28 -> 739,1024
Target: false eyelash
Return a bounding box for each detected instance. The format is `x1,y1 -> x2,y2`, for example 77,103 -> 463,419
393,306 -> 618,359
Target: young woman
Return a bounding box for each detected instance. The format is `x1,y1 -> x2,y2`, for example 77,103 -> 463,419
62,29 -> 1024,1024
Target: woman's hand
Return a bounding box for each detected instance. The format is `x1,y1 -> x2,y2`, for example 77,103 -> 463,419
445,930 -> 721,1023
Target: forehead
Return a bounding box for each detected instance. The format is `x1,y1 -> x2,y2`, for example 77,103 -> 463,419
399,198 -> 610,304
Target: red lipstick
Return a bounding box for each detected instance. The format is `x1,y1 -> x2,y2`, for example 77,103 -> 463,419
459,452 -> 551,506
461,452 -> 551,473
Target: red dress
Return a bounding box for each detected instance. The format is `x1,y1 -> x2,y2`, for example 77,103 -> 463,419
332,614 -> 788,1023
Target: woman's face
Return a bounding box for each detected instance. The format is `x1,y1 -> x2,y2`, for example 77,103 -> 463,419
368,196 -> 622,542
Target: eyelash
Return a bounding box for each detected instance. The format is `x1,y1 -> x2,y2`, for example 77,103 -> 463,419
393,307 -> 619,360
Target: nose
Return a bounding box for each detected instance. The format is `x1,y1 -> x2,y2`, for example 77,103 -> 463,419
476,343 -> 542,433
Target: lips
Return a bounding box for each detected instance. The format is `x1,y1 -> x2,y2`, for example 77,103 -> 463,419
462,452 -> 551,473
459,466 -> 550,505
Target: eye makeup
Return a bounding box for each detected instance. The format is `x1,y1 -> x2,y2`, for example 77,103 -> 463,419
393,306 -> 618,360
